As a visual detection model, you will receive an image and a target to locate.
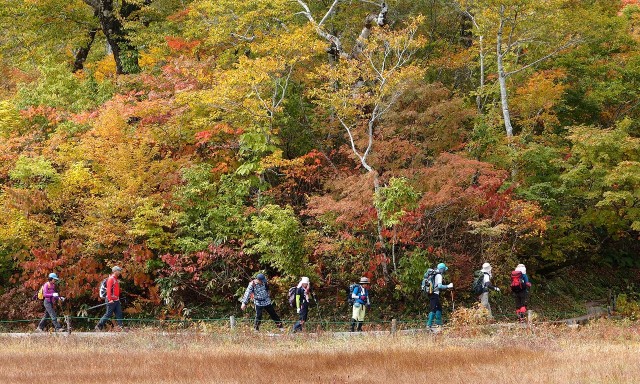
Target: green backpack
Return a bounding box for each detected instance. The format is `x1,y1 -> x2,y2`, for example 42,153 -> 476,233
472,270 -> 485,294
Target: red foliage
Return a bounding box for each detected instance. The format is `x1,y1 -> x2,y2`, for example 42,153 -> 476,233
165,36 -> 201,53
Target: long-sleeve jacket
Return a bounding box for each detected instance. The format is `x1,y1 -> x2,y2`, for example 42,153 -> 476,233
435,273 -> 452,295
482,273 -> 498,293
42,281 -> 59,304
242,281 -> 272,307
351,285 -> 370,306
106,274 -> 120,302
296,285 -> 309,310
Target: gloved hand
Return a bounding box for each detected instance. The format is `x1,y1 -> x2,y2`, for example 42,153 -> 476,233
360,295 -> 366,301
60,297 -> 66,302
495,287 -> 501,292
53,293 -> 59,297
296,308 -> 300,314
240,303 -> 247,311
448,283 -> 454,289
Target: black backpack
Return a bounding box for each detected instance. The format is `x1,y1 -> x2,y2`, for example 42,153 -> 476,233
287,286 -> 297,307
346,284 -> 359,305
472,270 -> 485,294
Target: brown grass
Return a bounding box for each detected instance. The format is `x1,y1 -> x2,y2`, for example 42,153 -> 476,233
0,321 -> 639,384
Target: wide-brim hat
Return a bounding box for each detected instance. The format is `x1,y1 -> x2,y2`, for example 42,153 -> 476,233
481,263 -> 492,273
256,273 -> 267,283
300,276 -> 310,284
359,277 -> 370,285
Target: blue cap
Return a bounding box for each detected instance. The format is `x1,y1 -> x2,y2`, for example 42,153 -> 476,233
256,273 -> 267,283
437,263 -> 448,272
48,273 -> 59,280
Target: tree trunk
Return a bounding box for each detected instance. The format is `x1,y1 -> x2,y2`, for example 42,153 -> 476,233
477,35 -> 485,112
93,0 -> 140,74
496,7 -> 513,139
73,28 -> 98,72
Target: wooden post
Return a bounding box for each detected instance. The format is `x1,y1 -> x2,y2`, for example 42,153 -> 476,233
391,319 -> 397,336
64,315 -> 71,334
230,316 -> 236,330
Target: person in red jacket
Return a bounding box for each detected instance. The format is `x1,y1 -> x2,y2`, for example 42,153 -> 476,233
95,266 -> 124,331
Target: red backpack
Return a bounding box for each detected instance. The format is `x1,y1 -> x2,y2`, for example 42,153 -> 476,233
510,271 -> 525,292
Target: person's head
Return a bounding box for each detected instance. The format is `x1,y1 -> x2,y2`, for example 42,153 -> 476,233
437,262 -> 448,273
359,276 -> 370,286
481,262 -> 492,274
48,273 -> 59,282
112,266 -> 122,277
255,273 -> 267,285
516,264 -> 526,274
300,276 -> 310,288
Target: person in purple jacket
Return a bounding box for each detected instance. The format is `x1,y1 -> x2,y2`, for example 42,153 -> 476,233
36,273 -> 65,332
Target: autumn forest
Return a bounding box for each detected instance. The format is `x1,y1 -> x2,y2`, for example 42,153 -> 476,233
0,0 -> 639,322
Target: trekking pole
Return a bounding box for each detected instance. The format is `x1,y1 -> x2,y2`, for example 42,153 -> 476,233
85,302 -> 108,311
311,292 -> 324,329
450,289 -> 455,312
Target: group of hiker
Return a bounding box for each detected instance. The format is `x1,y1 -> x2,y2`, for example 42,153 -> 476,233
36,266 -> 124,332
35,262 -> 532,333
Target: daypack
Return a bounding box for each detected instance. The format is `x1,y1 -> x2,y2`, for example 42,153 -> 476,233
472,270 -> 485,294
421,268 -> 439,295
510,271 -> 525,292
288,286 -> 297,307
99,278 -> 108,299
346,283 -> 358,305
34,284 -> 45,301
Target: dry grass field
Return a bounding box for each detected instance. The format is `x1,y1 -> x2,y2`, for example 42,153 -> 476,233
0,321 -> 639,384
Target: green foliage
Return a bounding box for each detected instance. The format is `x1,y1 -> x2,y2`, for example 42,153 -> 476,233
175,166 -> 251,253
247,204 -> 308,277
17,64 -> 114,112
9,156 -> 58,189
375,177 -> 420,227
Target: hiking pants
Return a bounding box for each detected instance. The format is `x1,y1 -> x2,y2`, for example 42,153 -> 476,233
293,302 -> 309,332
479,292 -> 493,318
429,294 -> 442,313
38,300 -> 62,330
97,300 -> 124,329
352,303 -> 367,321
514,290 -> 528,310
255,304 -> 283,330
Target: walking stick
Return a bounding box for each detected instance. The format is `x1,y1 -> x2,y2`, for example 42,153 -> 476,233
450,289 -> 455,312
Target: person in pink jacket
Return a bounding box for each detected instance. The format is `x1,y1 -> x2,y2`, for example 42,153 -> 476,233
36,273 -> 65,332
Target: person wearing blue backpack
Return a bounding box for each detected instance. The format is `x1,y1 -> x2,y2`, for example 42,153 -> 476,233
426,263 -> 454,329
350,277 -> 370,332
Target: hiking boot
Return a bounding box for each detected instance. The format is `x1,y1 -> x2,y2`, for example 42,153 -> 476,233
114,326 -> 124,332
94,326 -> 103,332
54,328 -> 66,333
35,327 -> 44,333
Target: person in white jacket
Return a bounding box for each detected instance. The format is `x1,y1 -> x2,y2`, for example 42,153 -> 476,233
478,263 -> 500,319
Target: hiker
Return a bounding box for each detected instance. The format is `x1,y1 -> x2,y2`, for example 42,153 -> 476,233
292,276 -> 311,333
36,273 -> 65,332
241,273 -> 284,332
350,277 -> 371,332
426,263 -> 454,329
477,263 -> 500,318
95,266 -> 124,332
512,263 -> 532,321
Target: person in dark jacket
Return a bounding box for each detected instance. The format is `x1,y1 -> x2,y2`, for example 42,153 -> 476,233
293,276 -> 310,333
36,273 -> 65,332
241,273 -> 284,332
